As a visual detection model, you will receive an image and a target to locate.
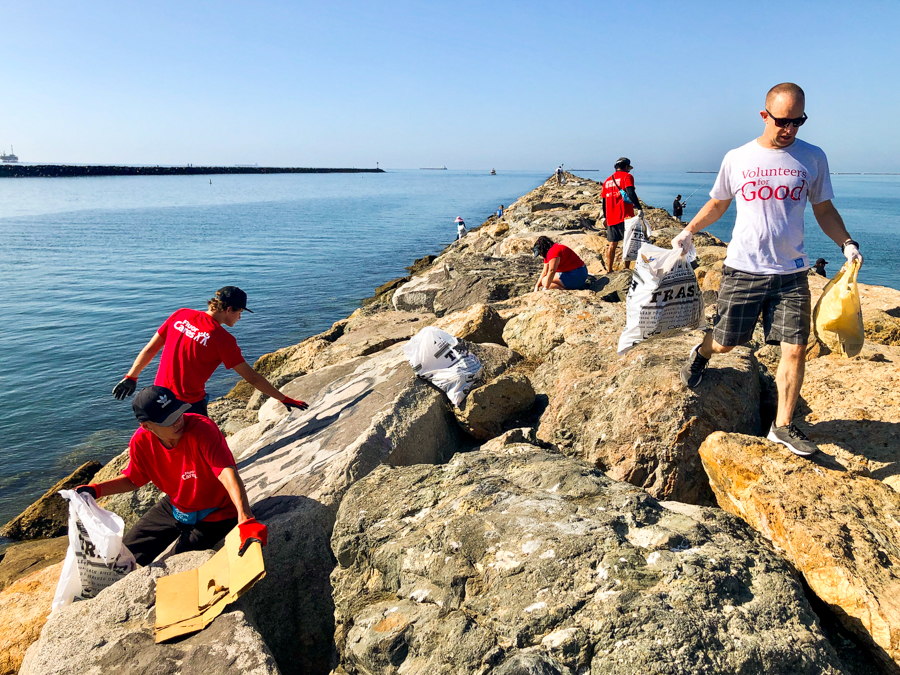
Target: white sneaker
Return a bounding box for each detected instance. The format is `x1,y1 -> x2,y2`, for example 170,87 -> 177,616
767,423 -> 818,457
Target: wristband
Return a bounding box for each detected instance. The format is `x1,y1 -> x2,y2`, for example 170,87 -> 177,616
841,239 -> 859,252
125,375 -> 138,381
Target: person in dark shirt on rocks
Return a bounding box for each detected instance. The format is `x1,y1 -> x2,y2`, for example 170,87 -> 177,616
111,286 -> 308,416
77,385 -> 267,565
673,195 -> 686,221
813,258 -> 828,277
600,157 -> 643,272
532,236 -> 588,290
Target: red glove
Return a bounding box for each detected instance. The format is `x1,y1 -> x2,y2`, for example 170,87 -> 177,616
75,484 -> 101,499
281,396 -> 309,412
238,518 -> 268,556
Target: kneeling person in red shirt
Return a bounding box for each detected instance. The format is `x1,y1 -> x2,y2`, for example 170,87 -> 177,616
78,385 -> 266,565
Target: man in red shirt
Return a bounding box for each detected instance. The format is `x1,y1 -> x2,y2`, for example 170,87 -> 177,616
78,385 -> 266,565
600,157 -> 644,272
532,236 -> 589,290
111,286 -> 307,416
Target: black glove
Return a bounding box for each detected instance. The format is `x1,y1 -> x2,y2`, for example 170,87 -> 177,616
75,484 -> 99,499
281,396 -> 309,412
112,376 -> 137,400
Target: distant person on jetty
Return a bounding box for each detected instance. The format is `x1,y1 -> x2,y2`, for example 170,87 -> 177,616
111,286 -> 309,416
555,165 -> 565,185
533,236 -> 588,290
601,157 -> 643,272
77,385 -> 267,565
673,194 -> 686,221
498,205 -> 504,217
455,216 -> 467,240
813,257 -> 828,277
675,82 -> 863,457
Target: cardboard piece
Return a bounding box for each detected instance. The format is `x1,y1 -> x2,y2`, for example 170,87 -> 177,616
154,526 -> 265,643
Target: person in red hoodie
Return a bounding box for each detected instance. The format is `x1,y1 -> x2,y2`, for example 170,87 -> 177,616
600,157 -> 644,272
78,385 -> 266,565
111,286 -> 307,416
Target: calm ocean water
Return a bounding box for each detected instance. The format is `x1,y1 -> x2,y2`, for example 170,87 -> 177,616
1,169 -> 897,526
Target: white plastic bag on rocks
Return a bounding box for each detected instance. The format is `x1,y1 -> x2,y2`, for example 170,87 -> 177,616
402,326 -> 483,406
52,489 -> 136,612
622,213 -> 652,262
617,243 -> 703,355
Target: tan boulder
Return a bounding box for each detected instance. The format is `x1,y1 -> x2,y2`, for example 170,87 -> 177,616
453,373 -> 535,440
0,562 -> 61,675
699,431 -> 900,671
1,462 -> 102,541
432,303 -> 506,344
0,537 -> 67,592
501,290 -> 621,360
799,344 -> 900,493
537,332 -> 761,505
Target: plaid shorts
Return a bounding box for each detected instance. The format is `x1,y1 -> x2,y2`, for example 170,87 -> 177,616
713,266 -> 811,347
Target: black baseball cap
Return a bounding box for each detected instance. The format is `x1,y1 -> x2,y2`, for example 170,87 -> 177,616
615,157 -> 633,170
816,258 -> 828,265
133,386 -> 191,426
216,286 -> 253,313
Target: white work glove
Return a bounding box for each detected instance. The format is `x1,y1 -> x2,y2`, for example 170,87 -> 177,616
843,243 -> 863,265
671,228 -> 693,254
599,216 -> 607,227
635,209 -> 644,219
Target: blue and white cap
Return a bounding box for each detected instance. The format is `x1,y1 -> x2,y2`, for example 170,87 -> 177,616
132,385 -> 191,426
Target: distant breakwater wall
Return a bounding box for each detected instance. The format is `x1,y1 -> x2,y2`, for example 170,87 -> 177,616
0,165 -> 384,178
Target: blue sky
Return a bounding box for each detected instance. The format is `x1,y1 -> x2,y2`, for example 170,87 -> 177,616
1,1 -> 898,171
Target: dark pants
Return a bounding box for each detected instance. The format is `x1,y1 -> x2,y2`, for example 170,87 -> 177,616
187,394 -> 210,417
123,495 -> 236,566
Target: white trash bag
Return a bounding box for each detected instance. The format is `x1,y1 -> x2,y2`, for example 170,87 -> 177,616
621,213 -> 653,262
52,489 -> 136,613
402,326 -> 483,406
617,243 -> 704,355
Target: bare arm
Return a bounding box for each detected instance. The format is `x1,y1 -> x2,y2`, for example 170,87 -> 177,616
232,361 -> 287,401
811,200 -> 853,247
126,333 -> 165,379
535,262 -> 549,292
543,257 -> 561,290
684,197 -> 733,234
92,476 -> 140,497
217,466 -> 254,523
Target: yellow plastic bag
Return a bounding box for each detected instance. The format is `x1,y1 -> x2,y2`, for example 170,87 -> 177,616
813,260 -> 864,357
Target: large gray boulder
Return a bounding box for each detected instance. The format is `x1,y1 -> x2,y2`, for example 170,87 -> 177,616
330,447 -> 847,675
393,254 -> 541,317
229,341 -> 520,673
20,551 -> 279,675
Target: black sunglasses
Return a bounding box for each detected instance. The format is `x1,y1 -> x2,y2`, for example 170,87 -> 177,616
765,109 -> 808,128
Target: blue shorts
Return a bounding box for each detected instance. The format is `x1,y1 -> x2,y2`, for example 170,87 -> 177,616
558,265 -> 588,290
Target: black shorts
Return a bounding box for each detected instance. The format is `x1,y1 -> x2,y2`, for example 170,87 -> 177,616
713,266 -> 811,347
606,223 -> 625,242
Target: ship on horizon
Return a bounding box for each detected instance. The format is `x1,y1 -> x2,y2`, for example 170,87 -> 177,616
1,146 -> 19,163
420,165 -> 447,170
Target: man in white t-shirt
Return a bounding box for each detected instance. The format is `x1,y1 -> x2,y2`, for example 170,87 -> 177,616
672,83 -> 863,457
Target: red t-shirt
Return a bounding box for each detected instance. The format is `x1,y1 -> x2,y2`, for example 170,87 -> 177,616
545,243 -> 584,273
602,170 -> 636,226
154,308 -> 244,403
122,414 -> 237,521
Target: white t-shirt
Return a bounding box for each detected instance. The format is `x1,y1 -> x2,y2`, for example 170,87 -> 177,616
710,138 -> 834,274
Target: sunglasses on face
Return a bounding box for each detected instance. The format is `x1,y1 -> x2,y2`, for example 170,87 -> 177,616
765,109 -> 808,128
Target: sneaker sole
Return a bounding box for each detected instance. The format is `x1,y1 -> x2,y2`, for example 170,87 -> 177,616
766,429 -> 817,457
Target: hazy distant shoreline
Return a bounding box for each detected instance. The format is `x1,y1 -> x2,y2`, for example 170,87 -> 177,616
0,164 -> 384,178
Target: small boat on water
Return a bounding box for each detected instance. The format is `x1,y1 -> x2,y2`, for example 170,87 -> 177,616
420,166 -> 447,170
1,146 -> 19,163
490,168 -> 496,175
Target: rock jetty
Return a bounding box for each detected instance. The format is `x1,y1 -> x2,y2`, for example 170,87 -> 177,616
4,171 -> 900,674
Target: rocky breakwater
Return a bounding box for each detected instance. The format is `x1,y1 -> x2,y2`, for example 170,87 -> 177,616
10,172 -> 900,674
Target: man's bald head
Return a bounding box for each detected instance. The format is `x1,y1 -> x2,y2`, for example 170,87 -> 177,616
766,82 -> 805,109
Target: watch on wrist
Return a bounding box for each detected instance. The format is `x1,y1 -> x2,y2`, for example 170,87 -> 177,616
841,239 -> 859,252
